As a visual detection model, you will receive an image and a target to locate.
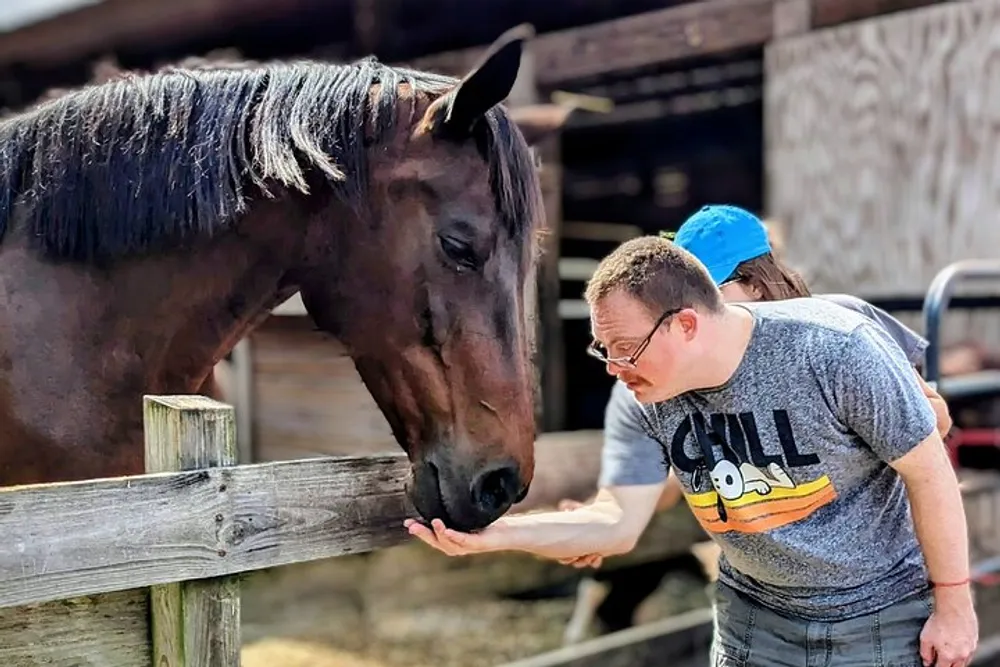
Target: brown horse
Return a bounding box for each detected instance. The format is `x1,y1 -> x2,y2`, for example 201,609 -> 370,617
0,26 -> 547,533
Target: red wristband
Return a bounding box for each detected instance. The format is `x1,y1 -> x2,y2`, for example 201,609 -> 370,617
930,577 -> 970,588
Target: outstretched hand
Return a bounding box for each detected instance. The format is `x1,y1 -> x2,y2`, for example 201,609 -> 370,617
404,518 -> 506,557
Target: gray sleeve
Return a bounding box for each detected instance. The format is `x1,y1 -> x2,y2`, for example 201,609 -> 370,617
818,293 -> 928,368
830,322 -> 937,463
598,380 -> 670,487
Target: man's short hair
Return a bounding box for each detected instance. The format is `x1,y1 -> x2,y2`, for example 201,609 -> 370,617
584,235 -> 724,315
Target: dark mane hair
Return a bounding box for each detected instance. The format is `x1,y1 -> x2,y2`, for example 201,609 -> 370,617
0,56 -> 542,263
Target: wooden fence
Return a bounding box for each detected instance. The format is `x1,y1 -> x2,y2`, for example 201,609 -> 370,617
0,395 -> 413,666
4,394 -> 1000,667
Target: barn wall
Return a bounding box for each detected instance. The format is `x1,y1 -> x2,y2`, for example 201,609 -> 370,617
765,0 -> 1000,345
247,317 -> 396,462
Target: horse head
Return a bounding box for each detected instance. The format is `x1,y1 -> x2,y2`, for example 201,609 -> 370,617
295,26 -> 557,531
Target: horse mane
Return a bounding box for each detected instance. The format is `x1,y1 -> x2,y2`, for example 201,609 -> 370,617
0,55 -> 542,263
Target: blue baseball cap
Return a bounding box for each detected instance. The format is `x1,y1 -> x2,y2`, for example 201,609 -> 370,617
671,205 -> 772,285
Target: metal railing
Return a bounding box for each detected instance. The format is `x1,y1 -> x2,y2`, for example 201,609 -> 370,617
922,259 -> 1000,388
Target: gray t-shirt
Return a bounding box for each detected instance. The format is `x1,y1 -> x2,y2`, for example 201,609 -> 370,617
600,293 -> 928,489
599,296 -> 936,621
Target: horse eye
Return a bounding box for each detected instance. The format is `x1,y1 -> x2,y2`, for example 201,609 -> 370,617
439,234 -> 479,271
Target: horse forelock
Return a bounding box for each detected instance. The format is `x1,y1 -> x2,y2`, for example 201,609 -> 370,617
0,55 -> 543,273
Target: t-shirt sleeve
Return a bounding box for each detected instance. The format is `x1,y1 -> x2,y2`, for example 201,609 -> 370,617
819,293 -> 928,369
598,380 -> 670,487
830,322 -> 937,463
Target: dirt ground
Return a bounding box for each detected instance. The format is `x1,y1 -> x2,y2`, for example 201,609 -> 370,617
240,561 -> 711,667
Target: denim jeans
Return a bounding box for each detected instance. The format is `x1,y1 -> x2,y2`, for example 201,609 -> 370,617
710,581 -> 933,667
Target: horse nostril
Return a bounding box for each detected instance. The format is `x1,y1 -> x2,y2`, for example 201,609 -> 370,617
514,480 -> 531,503
470,463 -> 521,516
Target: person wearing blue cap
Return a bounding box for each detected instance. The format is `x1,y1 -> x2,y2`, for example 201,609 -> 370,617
406,207 -> 977,666
673,204 -> 777,285
669,204 -> 948,423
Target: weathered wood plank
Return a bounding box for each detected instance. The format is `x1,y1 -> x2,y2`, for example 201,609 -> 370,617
765,0 -> 1000,343
773,0 -> 812,37
407,0 -> 775,84
0,589 -> 151,667
248,318 -> 396,462
404,0 -> 953,87
0,0 -> 284,67
811,0 -> 949,28
144,395 -> 240,667
534,0 -> 774,85
0,452 -> 412,609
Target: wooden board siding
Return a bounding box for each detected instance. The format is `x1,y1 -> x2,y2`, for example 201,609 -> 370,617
765,0 -> 1000,345
0,589 -> 151,667
247,317 -> 396,462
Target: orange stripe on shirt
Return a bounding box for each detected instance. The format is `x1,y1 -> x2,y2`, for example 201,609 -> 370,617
689,484 -> 838,534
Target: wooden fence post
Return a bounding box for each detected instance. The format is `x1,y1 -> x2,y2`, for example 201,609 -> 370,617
143,395 -> 241,667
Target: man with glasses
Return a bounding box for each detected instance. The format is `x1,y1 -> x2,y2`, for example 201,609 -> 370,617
406,235 -> 978,666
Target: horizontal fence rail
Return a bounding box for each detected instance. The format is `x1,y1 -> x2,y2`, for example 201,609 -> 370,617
0,449 -> 414,609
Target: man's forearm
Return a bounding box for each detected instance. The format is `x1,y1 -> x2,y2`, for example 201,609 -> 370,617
496,502 -> 635,560
895,438 -> 971,589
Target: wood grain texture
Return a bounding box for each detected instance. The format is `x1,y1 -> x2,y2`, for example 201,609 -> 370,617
144,396 -> 240,667
248,318 -> 396,462
402,0 -> 952,87
144,395 -> 237,474
0,453 -> 412,609
765,0 -> 1000,343
407,0 -> 775,84
0,589 -> 151,667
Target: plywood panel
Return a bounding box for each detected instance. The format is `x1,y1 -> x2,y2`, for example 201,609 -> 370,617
248,317 -> 396,461
765,0 -> 1000,346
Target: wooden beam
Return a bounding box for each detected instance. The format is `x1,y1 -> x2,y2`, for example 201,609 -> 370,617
0,0 -> 294,67
773,0 -> 813,38
230,339 -> 255,463
407,0 -> 775,84
811,0 -> 949,28
404,0 -> 952,86
144,395 -> 240,667
497,607 -> 714,667
0,450 -> 413,609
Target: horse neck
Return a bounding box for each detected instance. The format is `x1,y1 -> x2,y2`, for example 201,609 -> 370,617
0,198 -> 316,485
125,201 -> 316,392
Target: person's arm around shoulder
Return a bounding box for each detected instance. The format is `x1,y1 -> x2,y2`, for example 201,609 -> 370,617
831,323 -> 976,666
914,372 -> 953,437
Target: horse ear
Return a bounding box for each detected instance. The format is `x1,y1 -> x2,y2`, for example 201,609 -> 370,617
431,23 -> 535,138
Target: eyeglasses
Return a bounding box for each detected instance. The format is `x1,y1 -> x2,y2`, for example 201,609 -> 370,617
586,308 -> 681,369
